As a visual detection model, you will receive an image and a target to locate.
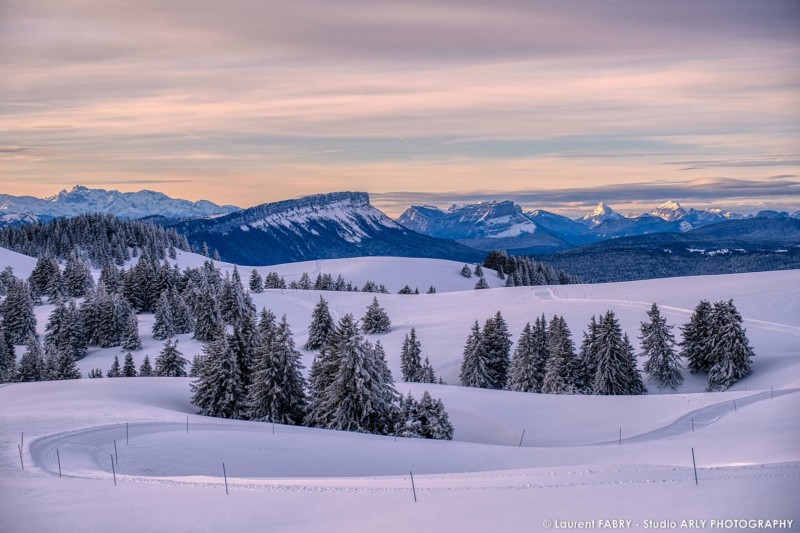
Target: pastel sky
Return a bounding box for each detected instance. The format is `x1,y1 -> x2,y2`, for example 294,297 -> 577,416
1,0 -> 798,216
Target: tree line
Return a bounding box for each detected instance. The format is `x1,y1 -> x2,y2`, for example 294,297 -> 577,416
459,301 -> 754,394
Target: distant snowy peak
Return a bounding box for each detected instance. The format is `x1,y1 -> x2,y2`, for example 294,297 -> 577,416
398,200 -> 538,239
579,202 -> 625,227
0,185 -> 239,223
240,191 -> 399,243
651,201 -> 688,222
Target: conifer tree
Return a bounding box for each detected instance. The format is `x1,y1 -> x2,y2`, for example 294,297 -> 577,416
139,355 -> 154,377
191,334 -> 245,418
16,335 -> 44,382
230,310 -> 259,388
706,300 -> 755,391
2,280 -> 37,344
575,316 -> 600,393
460,320 -> 491,388
88,368 -> 104,378
304,296 -> 335,351
152,291 -> 176,340
541,315 -> 577,394
416,391 -> 454,440
680,300 -> 714,374
507,322 -> 539,392
474,277 -> 489,290
249,269 -> 264,293
593,311 -> 646,395
122,352 -> 138,377
108,355 -> 122,377
121,312 -> 142,351
171,289 -> 194,335
640,303 -> 683,389
154,340 -> 188,377
417,357 -> 437,384
395,393 -> 423,438
400,327 -> 422,382
193,285 -> 223,342
0,330 -> 16,383
481,311 -> 512,389
246,315 -> 307,424
427,286 -> 437,294
325,314 -> 398,434
474,264 -> 484,277
310,314 -> 397,434
460,264 -> 472,278
361,297 -> 391,334
52,349 -> 81,380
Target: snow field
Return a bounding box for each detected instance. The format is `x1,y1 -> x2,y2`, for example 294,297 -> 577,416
2,247 -> 799,531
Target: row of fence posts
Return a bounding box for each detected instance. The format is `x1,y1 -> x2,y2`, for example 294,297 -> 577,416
15,386 -> 779,497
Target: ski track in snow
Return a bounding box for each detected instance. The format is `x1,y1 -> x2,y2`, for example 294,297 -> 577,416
592,388 -> 800,445
542,287 -> 800,335
27,387 -> 798,492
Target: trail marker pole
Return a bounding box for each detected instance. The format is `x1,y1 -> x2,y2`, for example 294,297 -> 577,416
186,415 -> 189,434
17,444 -> 23,470
619,427 -> 622,445
114,440 -> 118,464
111,455 -> 116,486
126,423 -> 129,444
691,418 -> 695,432
223,463 -> 229,495
57,448 -> 62,477
691,448 -> 698,485
518,429 -> 526,448
409,471 -> 417,503
20,432 -> 23,450
771,385 -> 774,399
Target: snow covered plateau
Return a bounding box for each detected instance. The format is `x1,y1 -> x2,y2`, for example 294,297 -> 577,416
1,247 -> 798,532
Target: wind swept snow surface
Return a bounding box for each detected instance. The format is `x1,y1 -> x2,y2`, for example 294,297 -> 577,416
1,245 -> 798,531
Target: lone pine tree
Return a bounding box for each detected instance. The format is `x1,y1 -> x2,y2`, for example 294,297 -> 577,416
400,327 -> 422,382
639,303 -> 683,390
305,296 -> 335,351
155,340 -> 188,377
362,297 -> 391,334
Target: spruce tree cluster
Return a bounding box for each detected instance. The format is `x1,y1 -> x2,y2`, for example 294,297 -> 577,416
395,391 -> 454,440
459,311 -> 511,389
0,213 -> 189,268
681,300 -> 755,391
483,250 -> 581,286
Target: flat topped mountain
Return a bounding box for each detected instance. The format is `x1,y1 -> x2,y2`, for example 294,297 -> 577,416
169,191 -> 485,265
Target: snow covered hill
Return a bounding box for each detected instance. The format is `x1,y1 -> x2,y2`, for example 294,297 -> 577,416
0,185 -> 239,226
1,246 -> 799,532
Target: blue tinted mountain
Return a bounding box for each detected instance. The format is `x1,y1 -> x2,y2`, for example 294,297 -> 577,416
168,192 -> 485,265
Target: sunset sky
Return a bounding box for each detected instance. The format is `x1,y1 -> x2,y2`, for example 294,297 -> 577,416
1,0 -> 798,216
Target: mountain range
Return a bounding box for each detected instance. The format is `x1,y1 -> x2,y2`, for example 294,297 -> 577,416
0,185 -> 238,227
166,191 -> 485,265
1,186 -> 797,271
397,200 -> 798,254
